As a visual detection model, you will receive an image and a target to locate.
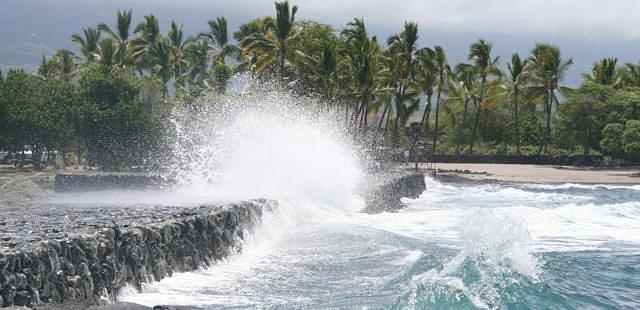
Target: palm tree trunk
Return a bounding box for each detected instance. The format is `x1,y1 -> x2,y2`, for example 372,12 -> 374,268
61,150 -> 67,169
469,77 -> 487,155
378,103 -> 389,130
384,100 -> 393,134
469,100 -> 481,155
455,98 -> 470,155
514,89 -> 521,155
279,40 -> 286,75
375,103 -> 389,147
539,89 -> 553,154
432,90 -> 442,153
345,104 -> 349,124
583,128 -> 590,159
351,99 -> 363,126
363,95 -> 370,127
432,74 -> 446,154
420,94 -> 432,128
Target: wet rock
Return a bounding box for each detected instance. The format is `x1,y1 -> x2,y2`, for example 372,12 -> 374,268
361,172 -> 426,213
0,176 -> 47,204
12,290 -> 30,306
0,199 -> 275,308
54,173 -> 166,192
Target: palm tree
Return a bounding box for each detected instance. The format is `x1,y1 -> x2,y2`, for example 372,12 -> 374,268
386,22 -> 421,140
506,53 -> 526,154
38,55 -> 57,81
133,14 -> 161,71
468,39 -> 499,154
274,1 -> 298,73
623,62 -> 640,87
240,2 -> 299,75
71,27 -> 101,62
200,17 -> 240,62
448,63 -> 477,154
185,39 -> 212,88
167,20 -> 192,88
54,49 -> 78,83
430,46 -> 450,153
148,40 -> 173,84
295,36 -> 338,100
199,17 -> 240,92
387,22 -> 419,76
94,38 -> 119,68
340,18 -> 380,127
39,50 -> 77,82
98,9 -> 133,66
233,17 -> 274,42
583,57 -> 622,87
416,48 -> 437,131
526,43 -> 573,154
234,17 -> 274,71
135,14 -> 161,46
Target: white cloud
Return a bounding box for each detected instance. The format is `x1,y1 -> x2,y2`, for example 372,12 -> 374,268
142,0 -> 640,40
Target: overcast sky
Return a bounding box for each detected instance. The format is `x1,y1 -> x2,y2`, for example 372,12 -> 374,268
138,0 -> 640,40
2,0 -> 640,84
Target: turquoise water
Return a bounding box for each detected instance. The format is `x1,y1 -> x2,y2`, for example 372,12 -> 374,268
121,177 -> 640,309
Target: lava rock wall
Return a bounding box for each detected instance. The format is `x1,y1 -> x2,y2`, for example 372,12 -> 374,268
362,173 -> 426,213
0,200 -> 272,307
54,173 -> 166,192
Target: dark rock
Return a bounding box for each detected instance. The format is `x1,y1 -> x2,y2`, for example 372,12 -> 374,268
361,172 -> 426,213
0,199 -> 275,308
55,173 -> 167,192
12,290 -> 30,306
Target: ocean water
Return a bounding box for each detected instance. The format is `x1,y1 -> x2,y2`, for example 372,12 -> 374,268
118,177 -> 640,309
117,92 -> 639,309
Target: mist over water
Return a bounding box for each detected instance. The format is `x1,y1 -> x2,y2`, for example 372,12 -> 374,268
115,89 -> 640,309
162,90 -> 365,212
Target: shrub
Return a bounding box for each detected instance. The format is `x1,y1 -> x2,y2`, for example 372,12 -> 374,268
624,120 -> 640,162
600,123 -> 624,158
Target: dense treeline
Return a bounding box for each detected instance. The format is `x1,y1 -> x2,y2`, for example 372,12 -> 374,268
2,1 -> 640,170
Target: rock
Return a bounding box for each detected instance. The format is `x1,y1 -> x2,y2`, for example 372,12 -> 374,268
0,176 -> 47,204
1,284 -> 15,306
12,290 -> 30,306
0,270 -> 10,286
361,172 -> 426,213
0,200 -> 275,308
54,173 -> 165,192
12,274 -> 26,290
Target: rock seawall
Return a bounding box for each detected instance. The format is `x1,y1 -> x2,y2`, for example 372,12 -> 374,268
0,171 -> 428,307
54,173 -> 166,192
0,200 -> 274,307
362,172 -> 426,213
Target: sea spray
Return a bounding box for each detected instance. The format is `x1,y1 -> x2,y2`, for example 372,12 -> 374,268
161,89 -> 366,217
393,209 -> 541,309
120,157 -> 640,308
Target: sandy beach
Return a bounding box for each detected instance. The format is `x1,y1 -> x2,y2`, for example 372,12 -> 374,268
427,163 -> 640,184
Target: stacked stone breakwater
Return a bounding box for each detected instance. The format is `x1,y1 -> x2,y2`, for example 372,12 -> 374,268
0,170 -> 426,308
0,198 -> 275,308
361,171 -> 426,213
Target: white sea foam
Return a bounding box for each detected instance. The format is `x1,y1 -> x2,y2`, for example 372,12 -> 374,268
116,87 -> 640,307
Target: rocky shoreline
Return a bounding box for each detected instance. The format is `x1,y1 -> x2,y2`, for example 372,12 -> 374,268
0,170 -> 426,308
361,171 -> 426,213
0,199 -> 275,308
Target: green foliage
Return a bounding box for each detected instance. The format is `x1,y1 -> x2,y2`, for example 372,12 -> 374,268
0,69 -> 80,169
623,120 -> 640,161
558,83 -> 623,156
78,65 -> 149,169
600,123 -> 624,158
5,3 -> 640,170
0,71 -> 6,148
2,70 -> 43,152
